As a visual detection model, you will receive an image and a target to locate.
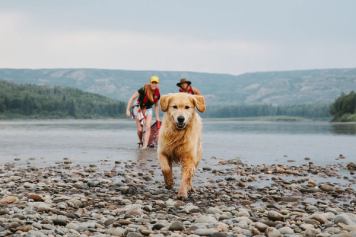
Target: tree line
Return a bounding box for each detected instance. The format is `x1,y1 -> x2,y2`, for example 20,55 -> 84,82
204,103 -> 330,119
330,91 -> 356,122
2,80 -> 353,120
0,81 -> 126,119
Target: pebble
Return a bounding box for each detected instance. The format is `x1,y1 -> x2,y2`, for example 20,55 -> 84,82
267,210 -> 284,221
266,227 -> 282,237
194,228 -> 218,236
28,202 -> 52,212
169,221 -> 184,231
127,232 -> 143,237
278,226 -> 294,234
334,213 -> 356,225
195,215 -> 218,224
346,162 -> 356,171
319,183 -> 335,192
254,222 -> 269,232
27,193 -> 45,202
0,196 -> 18,205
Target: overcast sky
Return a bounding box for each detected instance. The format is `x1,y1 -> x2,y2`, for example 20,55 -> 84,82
1,0 -> 355,74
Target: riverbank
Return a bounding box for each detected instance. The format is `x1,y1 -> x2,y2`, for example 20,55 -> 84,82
332,114 -> 356,122
0,157 -> 355,237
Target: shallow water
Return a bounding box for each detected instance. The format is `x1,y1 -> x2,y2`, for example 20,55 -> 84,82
0,119 -> 355,166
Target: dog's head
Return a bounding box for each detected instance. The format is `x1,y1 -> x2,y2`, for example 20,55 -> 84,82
160,93 -> 206,130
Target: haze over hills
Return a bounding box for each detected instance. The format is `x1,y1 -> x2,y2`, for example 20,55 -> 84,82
0,68 -> 355,106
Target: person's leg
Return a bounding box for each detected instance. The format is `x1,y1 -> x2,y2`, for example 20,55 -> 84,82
135,118 -> 143,145
142,113 -> 152,149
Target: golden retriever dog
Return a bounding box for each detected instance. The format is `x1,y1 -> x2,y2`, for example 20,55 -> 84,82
158,93 -> 206,199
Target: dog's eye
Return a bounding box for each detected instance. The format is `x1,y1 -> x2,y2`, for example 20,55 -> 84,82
172,105 -> 178,109
185,106 -> 190,109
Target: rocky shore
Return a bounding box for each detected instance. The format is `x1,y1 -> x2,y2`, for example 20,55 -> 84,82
0,157 -> 355,237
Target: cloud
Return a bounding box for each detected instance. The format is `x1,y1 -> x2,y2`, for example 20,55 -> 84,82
0,17 -> 270,74
0,10 -> 355,74
0,11 -> 27,33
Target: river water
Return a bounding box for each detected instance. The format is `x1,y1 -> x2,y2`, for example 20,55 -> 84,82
0,119 -> 355,166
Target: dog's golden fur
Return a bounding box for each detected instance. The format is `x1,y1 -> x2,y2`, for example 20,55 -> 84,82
158,93 -> 206,199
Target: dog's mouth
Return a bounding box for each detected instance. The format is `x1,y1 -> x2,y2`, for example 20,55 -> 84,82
176,122 -> 186,130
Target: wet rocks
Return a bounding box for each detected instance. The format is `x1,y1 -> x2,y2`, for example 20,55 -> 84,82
66,198 -> 83,209
278,226 -> 294,235
123,204 -> 143,218
28,202 -> 52,212
0,196 -> 18,205
152,223 -> 165,230
0,159 -> 354,237
347,162 -> 356,171
309,213 -> 330,225
27,193 -> 45,202
127,232 -> 143,237
266,227 -> 282,237
334,213 -> 356,225
267,210 -> 284,221
319,183 -> 335,192
52,215 -> 68,226
195,215 -> 218,224
183,202 -> 200,213
254,222 -> 269,232
168,221 -> 184,231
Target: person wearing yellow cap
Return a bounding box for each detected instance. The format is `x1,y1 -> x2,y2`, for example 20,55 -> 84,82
126,75 -> 161,149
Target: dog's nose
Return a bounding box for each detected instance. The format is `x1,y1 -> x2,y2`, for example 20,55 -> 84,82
177,116 -> 185,123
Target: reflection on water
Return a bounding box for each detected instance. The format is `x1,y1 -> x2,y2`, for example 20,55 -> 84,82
2,119 -> 356,135
204,120 -> 356,135
330,123 -> 356,135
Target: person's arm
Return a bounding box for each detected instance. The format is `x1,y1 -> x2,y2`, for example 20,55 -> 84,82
193,87 -> 201,95
126,91 -> 139,117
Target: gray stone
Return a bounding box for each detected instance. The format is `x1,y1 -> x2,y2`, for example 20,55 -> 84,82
334,213 -> 356,225
278,226 -> 294,235
194,228 -> 217,236
268,210 -> 284,221
266,227 -> 282,237
169,221 -> 184,231
195,215 -> 218,224
127,232 -> 143,237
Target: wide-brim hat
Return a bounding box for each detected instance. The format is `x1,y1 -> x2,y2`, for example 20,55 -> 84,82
176,78 -> 191,87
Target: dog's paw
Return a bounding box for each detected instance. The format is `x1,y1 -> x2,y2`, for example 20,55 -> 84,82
188,187 -> 196,193
165,184 -> 174,190
177,191 -> 188,200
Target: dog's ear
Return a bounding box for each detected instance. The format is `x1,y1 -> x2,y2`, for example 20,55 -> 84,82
193,95 -> 206,113
160,95 -> 170,112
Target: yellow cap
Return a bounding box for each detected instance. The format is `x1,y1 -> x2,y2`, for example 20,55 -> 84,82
150,75 -> 160,84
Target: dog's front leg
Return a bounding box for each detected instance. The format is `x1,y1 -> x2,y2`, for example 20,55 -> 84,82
159,153 -> 174,189
178,160 -> 195,199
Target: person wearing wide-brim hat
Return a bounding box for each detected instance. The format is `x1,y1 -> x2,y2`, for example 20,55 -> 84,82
177,78 -> 201,95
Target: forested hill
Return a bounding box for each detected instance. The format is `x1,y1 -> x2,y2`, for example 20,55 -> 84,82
330,91 -> 356,122
0,81 -> 125,119
0,68 -> 355,106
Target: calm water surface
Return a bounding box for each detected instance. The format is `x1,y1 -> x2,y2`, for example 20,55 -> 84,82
0,119 -> 355,166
